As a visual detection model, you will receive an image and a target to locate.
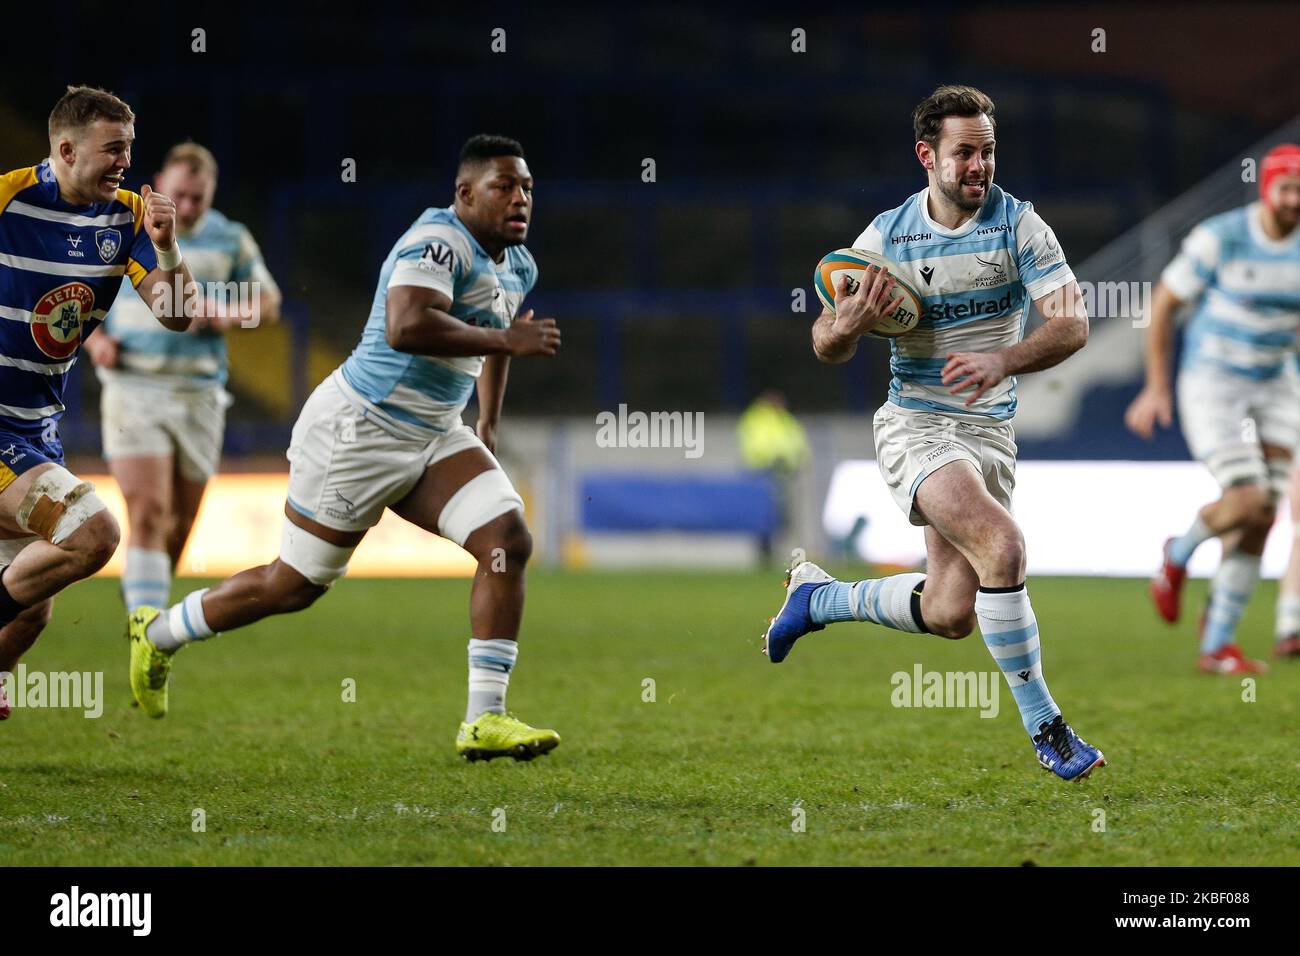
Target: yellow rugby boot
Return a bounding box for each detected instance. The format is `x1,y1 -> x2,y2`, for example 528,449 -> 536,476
456,712 -> 560,762
127,606 -> 174,719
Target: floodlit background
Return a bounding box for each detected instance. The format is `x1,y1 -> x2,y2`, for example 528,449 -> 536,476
5,3 -> 1299,575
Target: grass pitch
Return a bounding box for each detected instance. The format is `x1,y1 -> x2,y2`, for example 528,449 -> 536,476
1,571 -> 1296,866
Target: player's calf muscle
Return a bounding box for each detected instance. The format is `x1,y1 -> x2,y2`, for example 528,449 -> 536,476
203,560 -> 325,631
925,610 -> 976,640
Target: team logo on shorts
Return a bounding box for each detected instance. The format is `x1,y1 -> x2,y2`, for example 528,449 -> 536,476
95,228 -> 122,263
31,282 -> 94,359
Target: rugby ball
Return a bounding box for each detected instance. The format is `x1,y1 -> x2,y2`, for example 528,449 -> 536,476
813,248 -> 923,338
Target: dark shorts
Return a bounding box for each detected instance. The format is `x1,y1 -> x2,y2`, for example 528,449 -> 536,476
0,428 -> 65,496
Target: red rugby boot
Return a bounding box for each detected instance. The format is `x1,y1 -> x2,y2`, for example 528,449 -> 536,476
1198,643 -> 1267,675
1150,537 -> 1187,624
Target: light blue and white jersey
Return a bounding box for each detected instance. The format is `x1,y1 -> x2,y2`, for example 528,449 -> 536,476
853,184 -> 1075,422
1165,203 -> 1300,381
99,207 -> 277,389
338,206 -> 537,434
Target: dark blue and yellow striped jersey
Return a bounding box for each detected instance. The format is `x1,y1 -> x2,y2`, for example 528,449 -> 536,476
0,159 -> 159,443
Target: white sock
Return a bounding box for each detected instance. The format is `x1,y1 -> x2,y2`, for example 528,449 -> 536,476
1276,594 -> 1300,639
147,588 -> 215,652
466,638 -> 517,722
122,547 -> 171,611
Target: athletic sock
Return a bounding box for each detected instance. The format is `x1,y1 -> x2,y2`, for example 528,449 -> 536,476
122,547 -> 171,611
809,573 -> 927,632
1168,516 -> 1213,568
1201,552 -> 1260,654
146,588 -> 215,652
1276,594 -> 1300,639
975,584 -> 1061,737
466,638 -> 517,722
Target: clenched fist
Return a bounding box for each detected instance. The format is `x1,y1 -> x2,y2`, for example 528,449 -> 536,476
504,309 -> 561,357
140,184 -> 178,251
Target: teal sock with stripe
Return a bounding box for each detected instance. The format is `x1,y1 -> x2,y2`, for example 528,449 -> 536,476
1202,552 -> 1260,654
809,574 -> 927,632
975,584 -> 1060,737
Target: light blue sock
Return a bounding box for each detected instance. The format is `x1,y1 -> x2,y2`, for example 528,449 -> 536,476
1168,516 -> 1213,568
810,573 -> 926,633
1201,552 -> 1260,654
122,547 -> 171,611
975,585 -> 1060,737
809,581 -> 852,623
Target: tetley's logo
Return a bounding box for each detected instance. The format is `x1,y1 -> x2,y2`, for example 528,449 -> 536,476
32,282 -> 93,359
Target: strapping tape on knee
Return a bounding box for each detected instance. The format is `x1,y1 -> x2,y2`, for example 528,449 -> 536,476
438,470 -> 524,547
16,468 -> 106,544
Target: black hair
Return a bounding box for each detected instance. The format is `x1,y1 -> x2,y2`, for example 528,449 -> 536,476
458,134 -> 525,172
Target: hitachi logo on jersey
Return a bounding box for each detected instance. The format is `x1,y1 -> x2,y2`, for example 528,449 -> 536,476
924,290 -> 1013,322
977,224 -> 1010,235
892,232 -> 932,245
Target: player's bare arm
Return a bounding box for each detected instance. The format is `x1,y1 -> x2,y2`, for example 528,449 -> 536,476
1124,280 -> 1183,438
135,183 -> 197,333
386,286 -> 559,358
943,280 -> 1088,405
476,352 -> 511,454
82,327 -> 120,368
812,269 -> 903,363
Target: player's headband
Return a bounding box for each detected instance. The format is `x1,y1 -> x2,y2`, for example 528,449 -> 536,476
1260,144 -> 1300,208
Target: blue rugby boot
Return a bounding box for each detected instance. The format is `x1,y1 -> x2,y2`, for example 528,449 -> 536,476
763,560 -> 833,663
1033,715 -> 1106,781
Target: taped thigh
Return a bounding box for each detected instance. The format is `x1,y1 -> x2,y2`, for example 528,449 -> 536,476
279,520 -> 355,587
1267,455 -> 1292,501
437,469 -> 524,547
1204,443 -> 1268,491
16,467 -> 106,545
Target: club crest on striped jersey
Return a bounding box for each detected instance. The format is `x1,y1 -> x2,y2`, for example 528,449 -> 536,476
94,227 -> 121,263
32,282 -> 93,359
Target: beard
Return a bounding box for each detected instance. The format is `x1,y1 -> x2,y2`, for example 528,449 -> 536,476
936,175 -> 989,213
